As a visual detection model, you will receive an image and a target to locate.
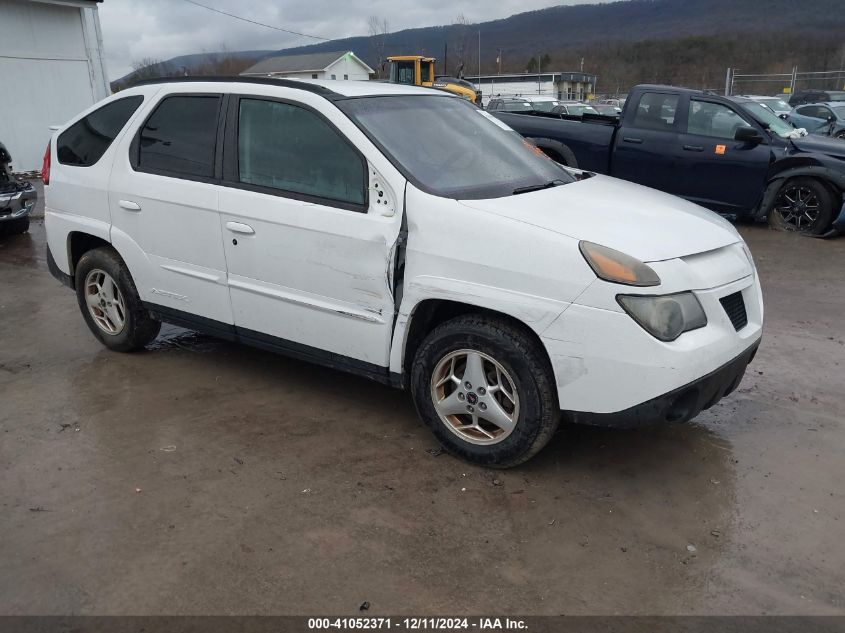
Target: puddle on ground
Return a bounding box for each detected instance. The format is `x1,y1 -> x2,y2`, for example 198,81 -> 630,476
146,324 -> 221,353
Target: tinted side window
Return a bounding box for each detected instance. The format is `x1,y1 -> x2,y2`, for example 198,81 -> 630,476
138,95 -> 221,178
687,101 -> 748,139
237,99 -> 365,206
57,96 -> 143,166
631,93 -> 679,130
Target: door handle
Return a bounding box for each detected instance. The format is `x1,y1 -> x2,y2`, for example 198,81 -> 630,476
225,221 -> 255,235
118,199 -> 141,211
623,137 -> 643,144
683,145 -> 705,152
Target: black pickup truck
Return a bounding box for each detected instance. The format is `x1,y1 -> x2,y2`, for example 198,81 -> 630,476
492,84 -> 845,236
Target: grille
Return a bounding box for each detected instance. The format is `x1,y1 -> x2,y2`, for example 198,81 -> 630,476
720,291 -> 748,331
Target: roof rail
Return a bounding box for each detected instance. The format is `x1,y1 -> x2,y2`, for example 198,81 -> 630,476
129,75 -> 340,98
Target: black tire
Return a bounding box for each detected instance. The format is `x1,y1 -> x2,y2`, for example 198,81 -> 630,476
74,247 -> 161,352
835,130 -> 845,140
410,314 -> 560,468
768,177 -> 836,235
525,137 -> 579,168
0,216 -> 29,235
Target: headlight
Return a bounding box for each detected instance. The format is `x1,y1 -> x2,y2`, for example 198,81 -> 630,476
617,292 -> 707,342
741,244 -> 755,270
579,241 -> 660,287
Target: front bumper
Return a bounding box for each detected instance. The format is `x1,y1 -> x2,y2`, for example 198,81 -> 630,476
563,338 -> 760,428
0,181 -> 36,221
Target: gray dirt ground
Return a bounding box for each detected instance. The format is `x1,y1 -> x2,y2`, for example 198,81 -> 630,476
0,209 -> 843,615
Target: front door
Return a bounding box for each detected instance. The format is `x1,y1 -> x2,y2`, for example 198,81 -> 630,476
672,98 -> 771,214
217,94 -> 404,372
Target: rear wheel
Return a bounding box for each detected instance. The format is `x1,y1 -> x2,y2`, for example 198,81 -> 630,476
74,247 -> 160,352
769,178 -> 835,235
411,315 -> 559,468
0,216 -> 29,235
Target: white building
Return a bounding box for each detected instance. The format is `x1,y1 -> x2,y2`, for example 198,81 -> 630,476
466,72 -> 598,106
240,51 -> 374,82
0,0 -> 110,172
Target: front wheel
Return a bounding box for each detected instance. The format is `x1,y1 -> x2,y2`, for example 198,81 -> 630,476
74,247 -> 161,352
410,315 -> 560,468
769,177 -> 836,235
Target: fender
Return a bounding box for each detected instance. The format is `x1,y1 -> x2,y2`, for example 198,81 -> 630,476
387,275 -> 570,380
755,159 -> 845,221
44,210 -> 111,276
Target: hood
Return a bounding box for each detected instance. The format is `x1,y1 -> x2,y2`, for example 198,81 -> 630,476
459,174 -> 741,262
790,134 -> 845,158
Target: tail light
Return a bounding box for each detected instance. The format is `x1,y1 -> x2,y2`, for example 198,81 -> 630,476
41,142 -> 51,186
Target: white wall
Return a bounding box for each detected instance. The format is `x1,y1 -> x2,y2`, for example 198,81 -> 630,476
269,56 -> 371,82
478,79 -> 594,106
323,56 -> 370,81
0,0 -> 109,171
481,80 -> 558,102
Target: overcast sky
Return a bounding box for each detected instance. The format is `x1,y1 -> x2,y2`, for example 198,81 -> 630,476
98,0 -> 601,81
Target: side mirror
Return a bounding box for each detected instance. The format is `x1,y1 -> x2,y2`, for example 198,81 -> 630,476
779,113 -> 788,120
827,115 -> 836,124
735,125 -> 763,143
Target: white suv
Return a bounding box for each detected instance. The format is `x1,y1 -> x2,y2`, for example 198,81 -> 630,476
44,78 -> 763,467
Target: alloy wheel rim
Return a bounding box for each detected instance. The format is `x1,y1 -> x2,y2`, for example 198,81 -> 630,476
430,349 -> 520,445
84,269 -> 126,335
773,185 -> 821,231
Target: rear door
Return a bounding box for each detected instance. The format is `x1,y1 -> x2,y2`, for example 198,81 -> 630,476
217,92 -> 405,372
109,91 -> 233,325
671,98 -> 770,214
611,90 -> 683,192
793,105 -> 828,133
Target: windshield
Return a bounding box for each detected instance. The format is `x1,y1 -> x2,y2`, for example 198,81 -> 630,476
502,101 -> 534,112
530,100 -> 561,112
832,105 -> 845,119
338,95 -> 573,199
760,98 -> 790,112
566,105 -> 599,116
741,101 -> 796,138
593,105 -> 620,115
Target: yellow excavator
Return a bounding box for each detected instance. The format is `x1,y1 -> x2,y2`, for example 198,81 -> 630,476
386,56 -> 482,104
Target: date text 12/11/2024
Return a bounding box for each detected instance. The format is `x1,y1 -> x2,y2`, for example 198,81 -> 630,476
307,617 -> 528,630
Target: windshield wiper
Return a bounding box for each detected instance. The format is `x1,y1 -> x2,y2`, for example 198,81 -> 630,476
512,179 -> 565,195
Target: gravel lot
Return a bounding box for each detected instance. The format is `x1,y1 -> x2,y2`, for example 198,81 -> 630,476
1,209 -> 843,615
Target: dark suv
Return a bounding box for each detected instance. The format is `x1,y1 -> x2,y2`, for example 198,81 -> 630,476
788,90 -> 845,107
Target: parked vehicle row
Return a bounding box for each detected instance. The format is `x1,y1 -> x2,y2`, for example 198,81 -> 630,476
486,95 -> 602,118
492,84 -> 845,237
44,78 -> 763,467
736,95 -> 792,118
787,89 -> 845,107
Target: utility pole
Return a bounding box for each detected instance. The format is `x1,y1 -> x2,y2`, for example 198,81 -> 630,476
538,54 -> 542,95
478,29 -> 481,79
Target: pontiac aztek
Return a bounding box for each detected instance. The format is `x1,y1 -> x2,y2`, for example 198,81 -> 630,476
44,78 -> 763,467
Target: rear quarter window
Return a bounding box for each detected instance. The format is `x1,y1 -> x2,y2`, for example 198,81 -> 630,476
57,96 -> 144,167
